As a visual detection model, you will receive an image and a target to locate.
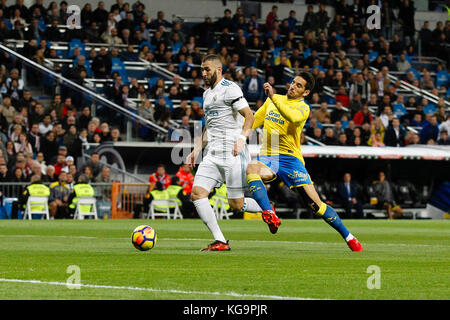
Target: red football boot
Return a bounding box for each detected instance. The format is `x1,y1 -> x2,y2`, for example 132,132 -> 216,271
347,238 -> 363,252
201,240 -> 231,251
261,209 -> 282,234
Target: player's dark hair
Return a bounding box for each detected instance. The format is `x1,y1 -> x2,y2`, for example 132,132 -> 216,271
202,54 -> 221,64
299,71 -> 315,92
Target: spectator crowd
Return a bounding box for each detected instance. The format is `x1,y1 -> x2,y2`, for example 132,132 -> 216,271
0,0 -> 448,192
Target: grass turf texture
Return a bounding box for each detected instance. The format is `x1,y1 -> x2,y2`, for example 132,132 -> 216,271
0,219 -> 448,300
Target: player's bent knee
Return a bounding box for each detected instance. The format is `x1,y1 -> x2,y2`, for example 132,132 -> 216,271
191,186 -> 209,201
246,162 -> 260,175
228,199 -> 244,212
294,186 -> 326,215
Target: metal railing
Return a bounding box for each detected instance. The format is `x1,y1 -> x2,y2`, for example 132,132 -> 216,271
0,182 -> 112,200
0,43 -> 169,137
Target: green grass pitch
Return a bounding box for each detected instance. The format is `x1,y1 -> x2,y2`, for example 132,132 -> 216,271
0,219 -> 448,300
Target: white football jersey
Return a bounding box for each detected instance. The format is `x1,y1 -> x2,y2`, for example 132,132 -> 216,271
202,78 -> 249,157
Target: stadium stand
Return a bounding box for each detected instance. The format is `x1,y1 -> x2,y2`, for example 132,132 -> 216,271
0,0 -> 448,219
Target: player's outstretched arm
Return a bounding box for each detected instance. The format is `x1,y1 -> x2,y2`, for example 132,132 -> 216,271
233,106 -> 254,156
186,126 -> 207,168
264,82 -> 307,124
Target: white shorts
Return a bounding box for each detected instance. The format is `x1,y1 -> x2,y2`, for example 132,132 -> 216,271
193,147 -> 250,199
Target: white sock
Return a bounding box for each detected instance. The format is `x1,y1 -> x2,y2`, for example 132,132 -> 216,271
193,198 -> 226,243
243,198 -> 263,213
345,233 -> 355,242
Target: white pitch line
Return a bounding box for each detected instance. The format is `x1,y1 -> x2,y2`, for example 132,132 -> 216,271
0,235 -> 447,248
0,278 -> 320,300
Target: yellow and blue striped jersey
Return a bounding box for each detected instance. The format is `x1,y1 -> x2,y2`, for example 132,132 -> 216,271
253,94 -> 310,164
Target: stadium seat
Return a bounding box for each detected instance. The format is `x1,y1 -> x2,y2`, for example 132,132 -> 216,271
111,58 -> 129,84
435,70 -> 449,88
68,39 -> 86,58
73,197 -> 98,220
171,43 -> 183,54
369,51 -> 378,62
73,57 -> 93,77
148,199 -> 182,219
393,104 -> 407,117
139,41 -> 155,53
192,96 -> 204,107
407,68 -> 421,80
423,104 -> 437,115
393,181 -> 414,208
23,196 -> 50,220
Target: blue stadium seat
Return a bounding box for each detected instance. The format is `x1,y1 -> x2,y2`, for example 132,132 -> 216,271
408,68 -> 421,80
303,48 -> 311,58
148,76 -> 159,88
73,57 -> 93,77
5,19 -> 12,30
163,96 -> 173,110
192,96 -> 203,107
111,58 -> 128,84
139,41 -> 155,53
38,18 -> 47,31
393,104 -> 407,117
68,39 -> 86,58
369,51 -> 378,62
171,42 -> 183,54
435,70 -> 449,88
272,47 -> 283,62
423,104 -> 437,115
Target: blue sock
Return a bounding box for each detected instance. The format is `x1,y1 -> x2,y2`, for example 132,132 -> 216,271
247,175 -> 272,212
320,204 -> 350,240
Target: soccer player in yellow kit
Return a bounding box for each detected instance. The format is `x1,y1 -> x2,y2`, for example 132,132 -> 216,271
246,72 -> 363,251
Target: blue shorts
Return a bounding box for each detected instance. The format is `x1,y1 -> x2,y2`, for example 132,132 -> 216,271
257,154 -> 313,188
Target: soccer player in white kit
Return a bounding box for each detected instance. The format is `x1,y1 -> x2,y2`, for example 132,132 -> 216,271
186,54 -> 263,251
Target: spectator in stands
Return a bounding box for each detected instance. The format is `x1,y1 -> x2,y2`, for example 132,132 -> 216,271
110,128 -> 122,142
368,117 -> 386,146
49,171 -> 70,218
185,77 -> 204,101
1,96 -> 16,125
323,128 -> 338,145
83,152 -> 103,177
148,164 -> 171,192
38,114 -> 53,135
373,171 -> 403,219
265,5 -> 278,31
435,105 -> 447,124
353,104 -> 373,126
439,115 -> 450,136
175,163 -> 194,195
0,163 -> 10,182
396,54 -> 412,73
437,130 -> 450,145
314,102 -> 331,124
379,105 -> 394,128
337,132 -> 348,146
312,127 -> 324,144
39,131 -> 58,163
14,132 -> 33,155
92,47 -> 112,79
330,101 -> 348,124
384,117 -> 406,147
5,140 -> 17,169
242,67 -> 264,103
337,173 -> 364,219
419,115 -> 439,144
99,122 -> 111,142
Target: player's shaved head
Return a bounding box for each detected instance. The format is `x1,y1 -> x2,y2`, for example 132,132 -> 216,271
202,54 -> 222,68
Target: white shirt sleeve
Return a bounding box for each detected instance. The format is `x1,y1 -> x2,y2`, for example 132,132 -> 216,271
225,84 -> 249,111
